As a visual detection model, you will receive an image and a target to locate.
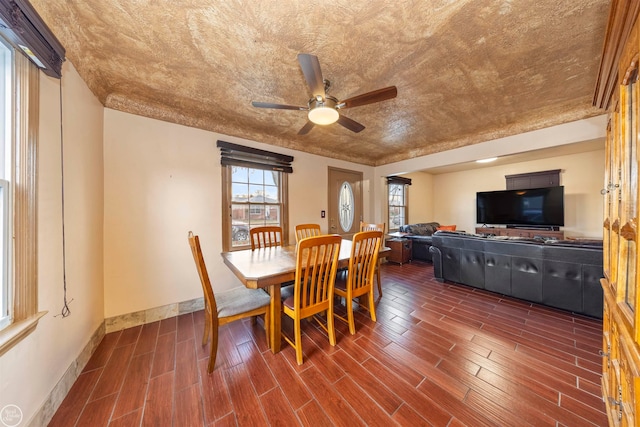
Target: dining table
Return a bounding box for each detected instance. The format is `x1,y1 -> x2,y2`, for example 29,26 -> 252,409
221,238 -> 390,353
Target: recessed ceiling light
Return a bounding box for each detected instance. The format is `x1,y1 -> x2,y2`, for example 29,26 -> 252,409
476,157 -> 498,163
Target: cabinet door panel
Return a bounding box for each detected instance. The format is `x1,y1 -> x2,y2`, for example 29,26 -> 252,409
619,54 -> 639,318
598,5 -> 640,425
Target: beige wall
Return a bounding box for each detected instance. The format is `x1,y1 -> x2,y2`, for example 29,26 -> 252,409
103,110 -> 375,318
0,62 -> 104,424
404,171 -> 434,225
102,111 -> 607,319
428,149 -> 604,237
373,116 -> 606,233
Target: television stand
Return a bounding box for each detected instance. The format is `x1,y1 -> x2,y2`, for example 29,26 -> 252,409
506,225 -> 559,231
475,227 -> 564,239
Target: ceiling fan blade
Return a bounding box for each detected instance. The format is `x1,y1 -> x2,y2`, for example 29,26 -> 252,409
340,86 -> 398,109
298,121 -> 315,135
252,101 -> 307,110
337,115 -> 365,133
297,53 -> 325,99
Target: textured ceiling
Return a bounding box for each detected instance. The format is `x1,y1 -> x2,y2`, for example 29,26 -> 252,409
30,0 -> 609,166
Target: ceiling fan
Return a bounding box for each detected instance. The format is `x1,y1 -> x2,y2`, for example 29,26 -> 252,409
251,53 -> 397,135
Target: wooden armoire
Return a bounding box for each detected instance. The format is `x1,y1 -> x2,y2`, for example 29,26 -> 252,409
595,1 -> 640,425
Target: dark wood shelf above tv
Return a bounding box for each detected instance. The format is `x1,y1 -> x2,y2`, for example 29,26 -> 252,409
475,227 -> 564,239
505,169 -> 561,190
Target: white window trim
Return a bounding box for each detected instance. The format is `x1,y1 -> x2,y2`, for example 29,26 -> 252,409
0,179 -> 10,330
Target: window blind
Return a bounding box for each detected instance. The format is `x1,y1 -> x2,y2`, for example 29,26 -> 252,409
0,0 -> 65,78
217,140 -> 294,173
387,176 -> 412,185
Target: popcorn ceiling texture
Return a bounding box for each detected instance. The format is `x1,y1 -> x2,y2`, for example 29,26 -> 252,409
30,0 -> 608,166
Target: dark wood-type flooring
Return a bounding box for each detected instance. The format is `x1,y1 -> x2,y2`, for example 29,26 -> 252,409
49,261 -> 607,426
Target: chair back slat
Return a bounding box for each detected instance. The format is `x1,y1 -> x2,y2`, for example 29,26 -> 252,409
360,221 -> 385,233
250,226 -> 283,250
295,223 -> 322,243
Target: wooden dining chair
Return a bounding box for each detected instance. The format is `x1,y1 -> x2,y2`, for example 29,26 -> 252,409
188,231 -> 271,373
359,221 -> 385,297
334,230 -> 382,334
360,221 -> 385,233
282,234 -> 342,365
250,226 -> 283,250
250,225 -> 296,299
295,223 -> 321,243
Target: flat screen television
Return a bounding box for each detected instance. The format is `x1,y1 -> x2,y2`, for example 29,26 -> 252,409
476,186 -> 564,228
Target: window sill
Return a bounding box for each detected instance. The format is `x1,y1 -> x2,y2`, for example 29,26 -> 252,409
0,311 -> 47,357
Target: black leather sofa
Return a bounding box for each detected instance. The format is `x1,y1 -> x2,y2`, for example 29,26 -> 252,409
398,222 -> 440,261
429,231 -> 604,318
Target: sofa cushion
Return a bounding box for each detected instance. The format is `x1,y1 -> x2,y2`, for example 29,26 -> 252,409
437,225 -> 457,231
399,222 -> 440,235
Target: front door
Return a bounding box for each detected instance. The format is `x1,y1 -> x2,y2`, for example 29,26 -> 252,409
328,167 -> 363,238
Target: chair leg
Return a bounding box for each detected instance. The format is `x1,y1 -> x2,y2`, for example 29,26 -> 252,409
368,289 -> 377,323
202,310 -> 211,347
376,260 -> 383,298
264,309 -> 270,350
207,319 -> 219,373
327,305 -> 336,346
346,298 -> 356,335
294,317 -> 303,365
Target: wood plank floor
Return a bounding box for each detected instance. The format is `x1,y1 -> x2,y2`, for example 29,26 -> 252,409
48,261 -> 607,426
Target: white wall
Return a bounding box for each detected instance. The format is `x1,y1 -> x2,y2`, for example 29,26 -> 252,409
430,149 -> 605,237
103,110 -> 375,318
0,62 -> 104,424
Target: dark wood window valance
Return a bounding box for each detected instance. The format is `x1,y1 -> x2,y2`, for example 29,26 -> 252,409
0,0 -> 65,78
217,140 -> 294,173
387,176 -> 412,185
505,169 -> 560,190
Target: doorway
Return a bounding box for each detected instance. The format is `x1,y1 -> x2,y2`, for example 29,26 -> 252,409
327,167 -> 363,238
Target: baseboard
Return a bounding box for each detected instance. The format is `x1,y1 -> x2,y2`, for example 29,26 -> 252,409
105,297 -> 204,333
27,321 -> 105,427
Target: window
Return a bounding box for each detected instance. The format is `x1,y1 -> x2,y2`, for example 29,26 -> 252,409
228,167 -> 285,248
387,176 -> 411,231
0,0 -> 62,355
0,36 -> 43,355
218,141 -> 292,251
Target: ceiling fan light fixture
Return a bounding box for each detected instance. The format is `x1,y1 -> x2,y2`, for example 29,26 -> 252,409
308,106 -> 339,125
251,54 -> 396,133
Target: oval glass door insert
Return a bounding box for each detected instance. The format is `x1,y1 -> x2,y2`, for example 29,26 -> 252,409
338,181 -> 354,232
